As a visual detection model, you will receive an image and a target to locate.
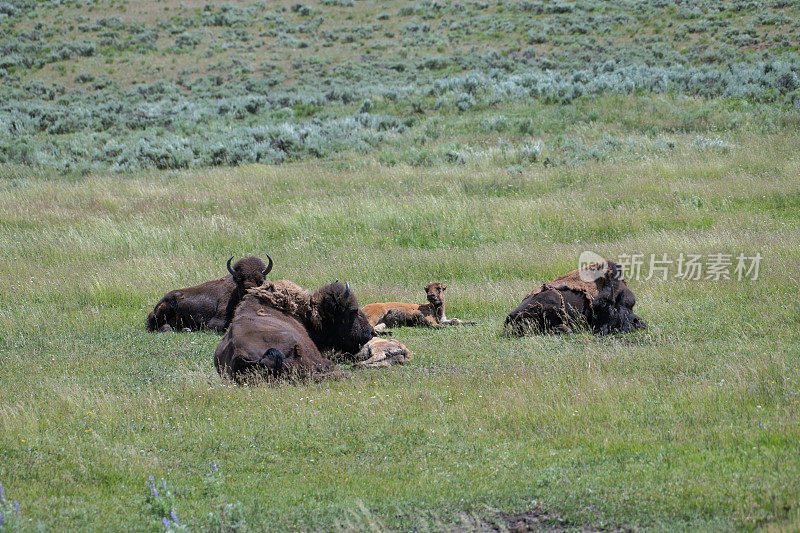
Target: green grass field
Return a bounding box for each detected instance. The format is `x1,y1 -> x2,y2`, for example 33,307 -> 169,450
2,0 -> 800,531
2,123 -> 800,530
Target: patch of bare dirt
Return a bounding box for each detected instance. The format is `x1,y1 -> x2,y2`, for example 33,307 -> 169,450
450,505 -> 632,532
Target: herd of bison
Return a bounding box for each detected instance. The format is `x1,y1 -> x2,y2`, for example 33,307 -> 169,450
146,254 -> 646,382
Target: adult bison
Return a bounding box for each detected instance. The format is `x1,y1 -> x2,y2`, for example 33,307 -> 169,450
214,280 -> 376,381
146,254 -> 273,333
505,260 -> 646,336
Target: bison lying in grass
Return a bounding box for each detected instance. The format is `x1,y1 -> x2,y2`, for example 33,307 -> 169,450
146,254 -> 273,333
505,260 -> 646,336
361,282 -> 475,331
215,280 -> 412,382
352,337 -> 412,368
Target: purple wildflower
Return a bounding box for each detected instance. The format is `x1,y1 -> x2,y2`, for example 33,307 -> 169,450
13,501 -> 19,514
149,475 -> 154,483
170,509 -> 179,523
162,479 -> 167,490
0,510 -> 4,526
152,487 -> 158,498
212,461 -> 218,471
162,517 -> 170,529
0,482 -> 5,503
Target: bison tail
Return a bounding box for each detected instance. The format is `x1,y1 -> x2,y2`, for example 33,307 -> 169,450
146,311 -> 158,331
261,348 -> 286,376
147,298 -> 174,332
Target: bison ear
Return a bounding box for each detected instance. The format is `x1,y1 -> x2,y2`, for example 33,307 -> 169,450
442,284 -> 447,290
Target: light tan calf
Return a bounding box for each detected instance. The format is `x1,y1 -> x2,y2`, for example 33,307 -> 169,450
361,282 -> 474,331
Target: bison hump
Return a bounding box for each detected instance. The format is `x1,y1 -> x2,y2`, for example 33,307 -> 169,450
526,261 -> 623,300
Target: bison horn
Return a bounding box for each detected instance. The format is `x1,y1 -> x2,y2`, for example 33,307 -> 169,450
262,254 -> 273,276
343,281 -> 350,299
227,256 -> 236,276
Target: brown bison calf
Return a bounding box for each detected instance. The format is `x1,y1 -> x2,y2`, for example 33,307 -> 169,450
214,280 -> 376,382
505,260 -> 646,336
146,254 -> 273,333
361,282 -> 474,331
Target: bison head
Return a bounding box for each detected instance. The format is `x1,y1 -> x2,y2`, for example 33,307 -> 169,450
311,281 -> 375,355
227,254 -> 273,291
424,282 -> 446,307
592,263 -> 647,335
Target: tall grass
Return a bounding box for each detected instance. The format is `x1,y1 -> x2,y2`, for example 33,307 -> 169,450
1,127 -> 799,530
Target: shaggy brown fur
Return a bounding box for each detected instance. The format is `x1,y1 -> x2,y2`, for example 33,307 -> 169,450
246,280 -> 314,323
523,261 -> 610,301
505,260 -> 646,335
146,254 -> 272,332
361,282 -> 475,331
214,280 -> 375,382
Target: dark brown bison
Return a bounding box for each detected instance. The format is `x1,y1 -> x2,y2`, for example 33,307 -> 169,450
214,280 -> 376,381
146,254 -> 273,333
505,260 -> 646,336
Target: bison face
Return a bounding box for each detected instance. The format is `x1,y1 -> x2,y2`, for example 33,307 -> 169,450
228,254 -> 273,290
593,305 -> 647,335
313,282 -> 375,354
424,282 -> 446,307
593,290 -> 647,335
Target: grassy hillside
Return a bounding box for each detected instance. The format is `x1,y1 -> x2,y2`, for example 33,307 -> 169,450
1,0 -> 800,531
1,0 -> 799,171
